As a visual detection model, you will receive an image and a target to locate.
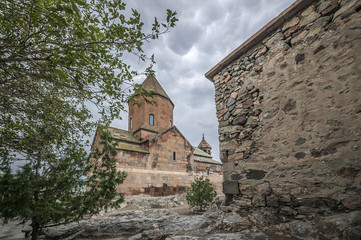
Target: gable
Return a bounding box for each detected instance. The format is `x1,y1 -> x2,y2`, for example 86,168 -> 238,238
151,126 -> 194,150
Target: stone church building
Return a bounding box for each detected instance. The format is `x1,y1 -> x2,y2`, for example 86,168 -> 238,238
92,76 -> 222,196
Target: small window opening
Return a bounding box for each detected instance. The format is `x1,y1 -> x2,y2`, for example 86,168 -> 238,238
173,151 -> 176,160
149,114 -> 154,126
170,120 -> 172,127
130,117 -> 133,129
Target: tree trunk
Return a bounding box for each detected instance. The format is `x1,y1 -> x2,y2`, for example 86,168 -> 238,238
31,221 -> 40,240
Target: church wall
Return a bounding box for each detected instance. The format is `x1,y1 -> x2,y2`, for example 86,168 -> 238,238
129,95 -> 174,133
193,160 -> 223,174
114,128 -> 224,196
133,129 -> 157,142
128,98 -> 145,132
210,0 -> 361,219
193,161 -> 223,192
148,128 -> 193,171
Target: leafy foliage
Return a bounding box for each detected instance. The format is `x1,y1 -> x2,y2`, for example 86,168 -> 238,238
186,176 -> 217,212
0,0 -> 177,239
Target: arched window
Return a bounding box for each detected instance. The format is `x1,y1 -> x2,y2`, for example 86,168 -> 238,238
130,117 -> 133,129
173,151 -> 176,160
149,114 -> 154,126
170,120 -> 172,127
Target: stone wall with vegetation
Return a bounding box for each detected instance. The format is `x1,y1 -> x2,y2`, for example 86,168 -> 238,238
212,0 -> 361,221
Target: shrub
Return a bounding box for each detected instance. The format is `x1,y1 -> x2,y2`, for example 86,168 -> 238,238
186,176 -> 217,212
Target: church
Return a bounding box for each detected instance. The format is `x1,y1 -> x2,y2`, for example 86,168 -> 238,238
92,76 -> 223,196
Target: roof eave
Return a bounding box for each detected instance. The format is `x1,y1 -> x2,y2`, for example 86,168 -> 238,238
205,0 -> 316,81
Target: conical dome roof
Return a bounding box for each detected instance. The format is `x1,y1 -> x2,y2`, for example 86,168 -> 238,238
142,76 -> 172,102
198,134 -> 211,149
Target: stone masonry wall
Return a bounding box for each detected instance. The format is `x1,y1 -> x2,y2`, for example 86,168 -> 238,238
129,95 -> 174,133
194,160 -> 223,174
212,0 -> 361,221
114,128 -> 223,195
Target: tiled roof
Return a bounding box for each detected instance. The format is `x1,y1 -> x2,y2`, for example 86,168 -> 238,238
134,123 -> 159,133
193,147 -> 222,165
107,126 -> 141,143
115,142 -> 149,154
198,135 -> 211,149
194,147 -> 212,157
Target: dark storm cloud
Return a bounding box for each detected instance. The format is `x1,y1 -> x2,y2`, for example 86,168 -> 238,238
108,0 -> 296,161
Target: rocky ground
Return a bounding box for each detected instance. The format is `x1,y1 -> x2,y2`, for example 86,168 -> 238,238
2,194 -> 361,239
44,194 -> 273,240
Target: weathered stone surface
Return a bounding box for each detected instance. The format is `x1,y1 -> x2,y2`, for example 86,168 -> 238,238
246,169 -> 266,180
282,99 -> 297,112
294,152 -> 306,159
255,182 -> 272,196
300,11 -> 321,27
312,16 -> 331,28
279,206 -> 297,216
210,0 -> 361,238
293,221 -> 314,236
265,32 -> 284,48
320,0 -> 340,16
232,115 -> 247,125
222,212 -> 250,226
290,29 -> 309,45
284,25 -> 299,38
252,194 -> 266,207
266,195 -> 279,207
223,181 -> 240,194
297,206 -> 320,214
282,17 -> 300,31
342,197 -> 361,210
333,0 -> 359,20
315,211 -> 361,239
46,209 -> 179,239
164,231 -> 268,240
227,98 -> 236,107
295,53 -> 305,64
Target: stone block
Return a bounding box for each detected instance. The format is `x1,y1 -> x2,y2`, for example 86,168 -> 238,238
223,162 -> 234,172
266,195 -> 279,207
284,25 -> 299,38
245,169 -> 266,180
297,206 -> 320,214
223,180 -> 240,194
255,182 -> 272,196
342,197 -> 361,210
279,206 -> 297,216
300,11 -> 321,27
320,0 -> 339,16
282,17 -> 300,32
232,114 -> 247,126
252,194 -> 266,207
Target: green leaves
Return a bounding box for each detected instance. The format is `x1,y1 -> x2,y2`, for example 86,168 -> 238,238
0,0 -> 177,238
186,176 -> 217,212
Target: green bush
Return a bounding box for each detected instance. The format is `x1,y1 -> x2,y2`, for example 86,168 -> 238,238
186,176 -> 217,212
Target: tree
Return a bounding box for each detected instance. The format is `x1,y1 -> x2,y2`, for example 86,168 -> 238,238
186,176 -> 217,212
0,1 -> 178,239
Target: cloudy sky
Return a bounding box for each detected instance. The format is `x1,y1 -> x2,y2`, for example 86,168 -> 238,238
110,0 -> 295,162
